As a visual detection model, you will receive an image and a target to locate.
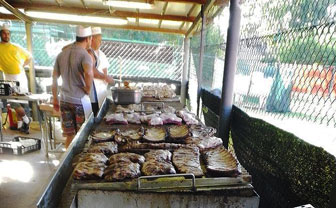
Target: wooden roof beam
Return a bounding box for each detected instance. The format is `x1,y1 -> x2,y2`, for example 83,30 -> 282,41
54,0 -> 62,7
114,10 -> 194,22
11,3 -> 195,22
185,0 -> 216,37
0,0 -> 31,22
136,9 -> 139,26
158,2 -> 168,28
0,13 -> 18,20
80,0 -> 87,9
179,3 -> 197,30
31,17 -> 185,35
156,0 -> 206,4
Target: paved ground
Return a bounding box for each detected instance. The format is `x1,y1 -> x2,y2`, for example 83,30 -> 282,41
0,125 -> 65,208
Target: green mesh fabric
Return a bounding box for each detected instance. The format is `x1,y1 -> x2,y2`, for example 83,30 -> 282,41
231,105 -> 336,208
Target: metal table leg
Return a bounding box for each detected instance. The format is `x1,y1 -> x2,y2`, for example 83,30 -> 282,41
48,115 -> 53,149
41,110 -> 49,157
0,103 -> 2,142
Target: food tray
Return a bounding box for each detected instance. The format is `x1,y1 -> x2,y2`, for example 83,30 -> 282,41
0,136 -> 41,155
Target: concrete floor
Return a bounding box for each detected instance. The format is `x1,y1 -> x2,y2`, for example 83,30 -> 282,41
0,124 -> 65,208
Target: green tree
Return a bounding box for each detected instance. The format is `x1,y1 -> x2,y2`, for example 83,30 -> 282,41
261,0 -> 336,65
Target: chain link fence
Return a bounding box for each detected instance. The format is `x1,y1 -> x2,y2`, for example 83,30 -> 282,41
188,0 -> 336,128
3,21 -> 184,92
189,5 -> 229,115
235,0 -> 336,128
101,40 -> 183,82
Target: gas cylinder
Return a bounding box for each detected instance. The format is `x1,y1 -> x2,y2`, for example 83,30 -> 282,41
6,104 -> 17,130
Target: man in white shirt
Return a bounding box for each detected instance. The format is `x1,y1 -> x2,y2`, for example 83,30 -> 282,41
88,27 -> 114,116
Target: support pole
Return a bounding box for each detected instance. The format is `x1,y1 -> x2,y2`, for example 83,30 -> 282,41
218,0 -> 241,148
196,6 -> 206,117
25,22 -> 38,121
180,37 -> 190,106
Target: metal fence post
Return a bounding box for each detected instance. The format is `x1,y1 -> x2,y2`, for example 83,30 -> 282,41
218,0 -> 241,147
181,37 -> 190,106
25,22 -> 38,121
197,6 -> 206,117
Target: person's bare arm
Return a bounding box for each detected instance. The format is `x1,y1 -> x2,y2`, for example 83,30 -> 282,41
23,57 -> 32,67
93,67 -> 106,80
52,68 -> 60,111
87,50 -> 105,80
101,68 -> 114,84
82,63 -> 93,95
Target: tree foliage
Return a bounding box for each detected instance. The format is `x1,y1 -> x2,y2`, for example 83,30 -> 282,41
261,0 -> 336,65
102,28 -> 183,46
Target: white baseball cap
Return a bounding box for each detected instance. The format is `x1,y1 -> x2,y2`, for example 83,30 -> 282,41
1,23 -> 10,31
76,26 -> 92,37
92,27 -> 101,35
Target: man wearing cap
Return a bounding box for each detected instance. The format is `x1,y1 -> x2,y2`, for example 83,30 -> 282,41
0,23 -> 32,134
52,26 -> 93,148
88,27 -> 114,116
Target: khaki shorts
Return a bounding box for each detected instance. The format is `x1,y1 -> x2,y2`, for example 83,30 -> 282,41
60,101 -> 85,137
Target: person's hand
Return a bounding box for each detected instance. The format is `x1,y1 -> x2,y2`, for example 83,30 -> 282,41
103,68 -> 108,76
82,86 -> 91,95
53,98 -> 59,112
104,75 -> 115,84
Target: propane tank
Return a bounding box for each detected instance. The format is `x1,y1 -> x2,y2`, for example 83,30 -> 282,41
6,104 -> 17,130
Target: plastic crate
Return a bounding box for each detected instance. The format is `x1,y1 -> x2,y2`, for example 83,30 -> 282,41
0,83 -> 13,96
0,80 -> 19,96
0,136 -> 41,155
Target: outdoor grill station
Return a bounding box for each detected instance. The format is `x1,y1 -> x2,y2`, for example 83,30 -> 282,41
0,0 -> 260,207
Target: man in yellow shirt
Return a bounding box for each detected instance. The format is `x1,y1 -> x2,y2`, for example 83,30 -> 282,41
0,23 -> 32,134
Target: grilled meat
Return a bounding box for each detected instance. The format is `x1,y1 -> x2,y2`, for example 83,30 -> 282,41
104,152 -> 144,181
104,162 -> 141,181
148,116 -> 163,126
73,162 -> 106,180
91,130 -> 117,143
75,153 -> 108,164
108,152 -> 145,164
168,125 -> 190,142
160,113 -> 182,125
162,105 -> 176,114
143,127 -> 166,142
119,142 -> 195,153
114,127 -> 144,144
177,110 -> 199,125
142,160 -> 176,176
203,147 -> 241,177
142,150 -> 176,176
172,147 -> 203,177
185,136 -> 223,152
104,113 -> 128,125
125,113 -> 141,124
144,149 -> 171,162
189,125 -> 216,138
87,142 -> 118,156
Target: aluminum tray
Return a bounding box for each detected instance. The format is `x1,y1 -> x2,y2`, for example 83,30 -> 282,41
111,87 -> 142,104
